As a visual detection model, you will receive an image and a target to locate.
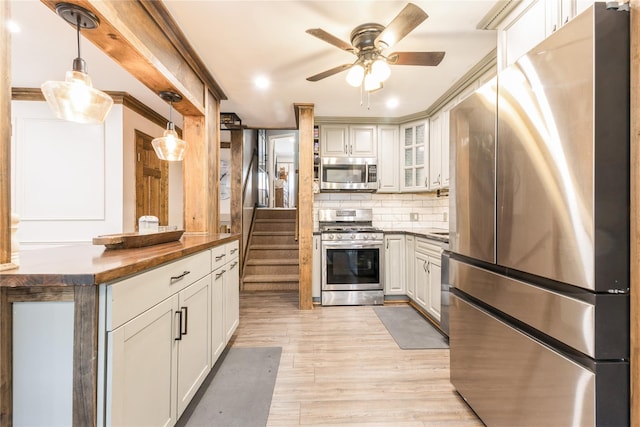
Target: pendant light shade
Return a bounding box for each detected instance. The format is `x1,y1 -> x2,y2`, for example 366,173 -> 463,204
41,3 -> 113,124
152,91 -> 187,161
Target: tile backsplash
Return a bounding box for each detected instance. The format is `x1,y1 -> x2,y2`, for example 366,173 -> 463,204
314,192 -> 449,231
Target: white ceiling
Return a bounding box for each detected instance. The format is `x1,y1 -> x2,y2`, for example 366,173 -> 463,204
10,1 -> 499,129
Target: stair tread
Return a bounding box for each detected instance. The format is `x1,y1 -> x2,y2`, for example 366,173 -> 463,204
243,274 -> 299,283
252,231 -> 295,236
250,244 -> 298,250
246,259 -> 299,266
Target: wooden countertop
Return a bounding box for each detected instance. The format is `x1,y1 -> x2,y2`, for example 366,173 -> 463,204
0,233 -> 240,288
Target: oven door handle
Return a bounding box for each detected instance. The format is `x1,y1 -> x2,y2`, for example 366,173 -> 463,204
322,242 -> 383,249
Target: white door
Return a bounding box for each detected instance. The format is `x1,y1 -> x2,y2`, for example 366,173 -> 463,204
384,234 -> 405,294
427,256 -> 442,321
224,259 -> 240,341
414,251 -> 429,310
177,275 -> 212,416
108,295 -> 178,427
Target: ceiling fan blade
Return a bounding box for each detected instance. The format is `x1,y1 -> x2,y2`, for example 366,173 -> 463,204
306,64 -> 353,82
387,51 -> 445,66
375,3 -> 428,49
306,28 -> 355,52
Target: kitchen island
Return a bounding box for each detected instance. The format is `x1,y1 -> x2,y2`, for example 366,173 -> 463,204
0,233 -> 240,426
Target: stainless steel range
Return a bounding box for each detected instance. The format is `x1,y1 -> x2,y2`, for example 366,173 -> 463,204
319,209 -> 384,306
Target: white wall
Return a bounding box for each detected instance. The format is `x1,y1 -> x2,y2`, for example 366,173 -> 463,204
11,101 -> 124,247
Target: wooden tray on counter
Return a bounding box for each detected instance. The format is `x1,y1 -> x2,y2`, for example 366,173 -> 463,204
93,229 -> 185,249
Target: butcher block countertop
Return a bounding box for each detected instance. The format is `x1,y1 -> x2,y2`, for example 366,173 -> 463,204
0,233 -> 240,288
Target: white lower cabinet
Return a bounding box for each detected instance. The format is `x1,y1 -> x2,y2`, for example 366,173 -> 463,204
413,237 -> 443,322
109,295 -> 179,427
176,276 -> 211,416
384,234 -> 405,295
312,235 -> 321,300
105,240 -> 239,427
405,235 -> 415,299
224,257 -> 240,341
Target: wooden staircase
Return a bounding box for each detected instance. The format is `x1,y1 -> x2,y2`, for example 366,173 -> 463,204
242,208 -> 299,291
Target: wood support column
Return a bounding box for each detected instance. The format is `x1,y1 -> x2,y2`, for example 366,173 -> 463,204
183,114 -> 209,233
630,2 -> 639,426
296,104 -> 314,310
72,286 -> 98,427
0,0 -> 11,266
0,288 -> 11,426
230,129 -> 243,271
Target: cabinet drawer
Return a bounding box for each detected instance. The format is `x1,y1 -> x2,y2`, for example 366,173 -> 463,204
415,237 -> 442,257
226,240 -> 239,259
108,251 -> 211,330
211,245 -> 227,270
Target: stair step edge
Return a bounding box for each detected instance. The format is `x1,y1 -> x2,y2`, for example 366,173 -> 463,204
245,259 -> 299,265
242,274 -> 300,283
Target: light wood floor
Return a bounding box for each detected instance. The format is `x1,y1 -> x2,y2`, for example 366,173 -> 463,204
231,292 -> 483,427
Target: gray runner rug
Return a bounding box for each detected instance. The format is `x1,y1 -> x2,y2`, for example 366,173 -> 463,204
178,347 -> 282,427
374,306 -> 449,349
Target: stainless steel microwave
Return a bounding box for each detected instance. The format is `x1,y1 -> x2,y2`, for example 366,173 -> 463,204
320,157 -> 377,191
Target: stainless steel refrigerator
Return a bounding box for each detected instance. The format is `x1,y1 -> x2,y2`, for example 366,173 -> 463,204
448,3 -> 630,426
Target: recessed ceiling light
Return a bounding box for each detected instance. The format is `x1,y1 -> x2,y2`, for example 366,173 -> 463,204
7,19 -> 21,34
386,98 -> 399,109
254,76 -> 270,90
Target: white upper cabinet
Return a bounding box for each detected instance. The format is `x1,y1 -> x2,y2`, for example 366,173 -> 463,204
377,125 -> 400,193
349,125 -> 377,157
320,125 -> 349,157
499,0 -> 595,69
319,124 -> 376,158
428,112 -> 443,190
400,120 -> 429,192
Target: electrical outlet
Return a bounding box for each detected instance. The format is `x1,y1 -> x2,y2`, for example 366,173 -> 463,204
410,213 -> 419,221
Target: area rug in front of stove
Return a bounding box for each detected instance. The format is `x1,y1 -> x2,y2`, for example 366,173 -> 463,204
374,306 -> 449,349
177,346 -> 282,427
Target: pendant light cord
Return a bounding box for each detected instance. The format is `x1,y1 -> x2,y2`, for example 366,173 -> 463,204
76,13 -> 81,59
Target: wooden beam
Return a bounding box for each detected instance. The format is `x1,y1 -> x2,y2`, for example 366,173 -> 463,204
230,130 -> 243,236
630,3 -> 639,426
183,114 -> 208,233
0,0 -> 10,266
39,0 -> 222,116
207,90 -> 220,234
296,103 -> 314,310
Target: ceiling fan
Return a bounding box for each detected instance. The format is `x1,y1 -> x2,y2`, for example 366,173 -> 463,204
306,3 -> 445,91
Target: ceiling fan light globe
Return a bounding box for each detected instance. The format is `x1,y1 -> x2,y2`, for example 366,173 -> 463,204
345,64 -> 365,87
371,59 -> 391,82
364,73 -> 382,92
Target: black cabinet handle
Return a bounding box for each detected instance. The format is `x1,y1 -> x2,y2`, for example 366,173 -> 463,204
215,254 -> 226,261
181,306 -> 188,336
175,310 -> 183,341
215,270 -> 226,280
171,271 -> 190,282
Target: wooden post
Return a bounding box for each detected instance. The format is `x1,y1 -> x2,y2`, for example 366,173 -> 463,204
183,115 -> 208,233
630,2 -> 639,425
296,104 -> 314,310
0,0 -> 11,267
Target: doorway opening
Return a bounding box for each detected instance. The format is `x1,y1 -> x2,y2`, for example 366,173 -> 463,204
257,130 -> 298,208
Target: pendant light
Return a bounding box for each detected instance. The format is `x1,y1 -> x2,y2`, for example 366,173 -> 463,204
41,3 -> 113,124
152,91 -> 187,161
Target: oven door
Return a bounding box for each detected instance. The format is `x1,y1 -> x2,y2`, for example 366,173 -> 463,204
321,240 -> 383,291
